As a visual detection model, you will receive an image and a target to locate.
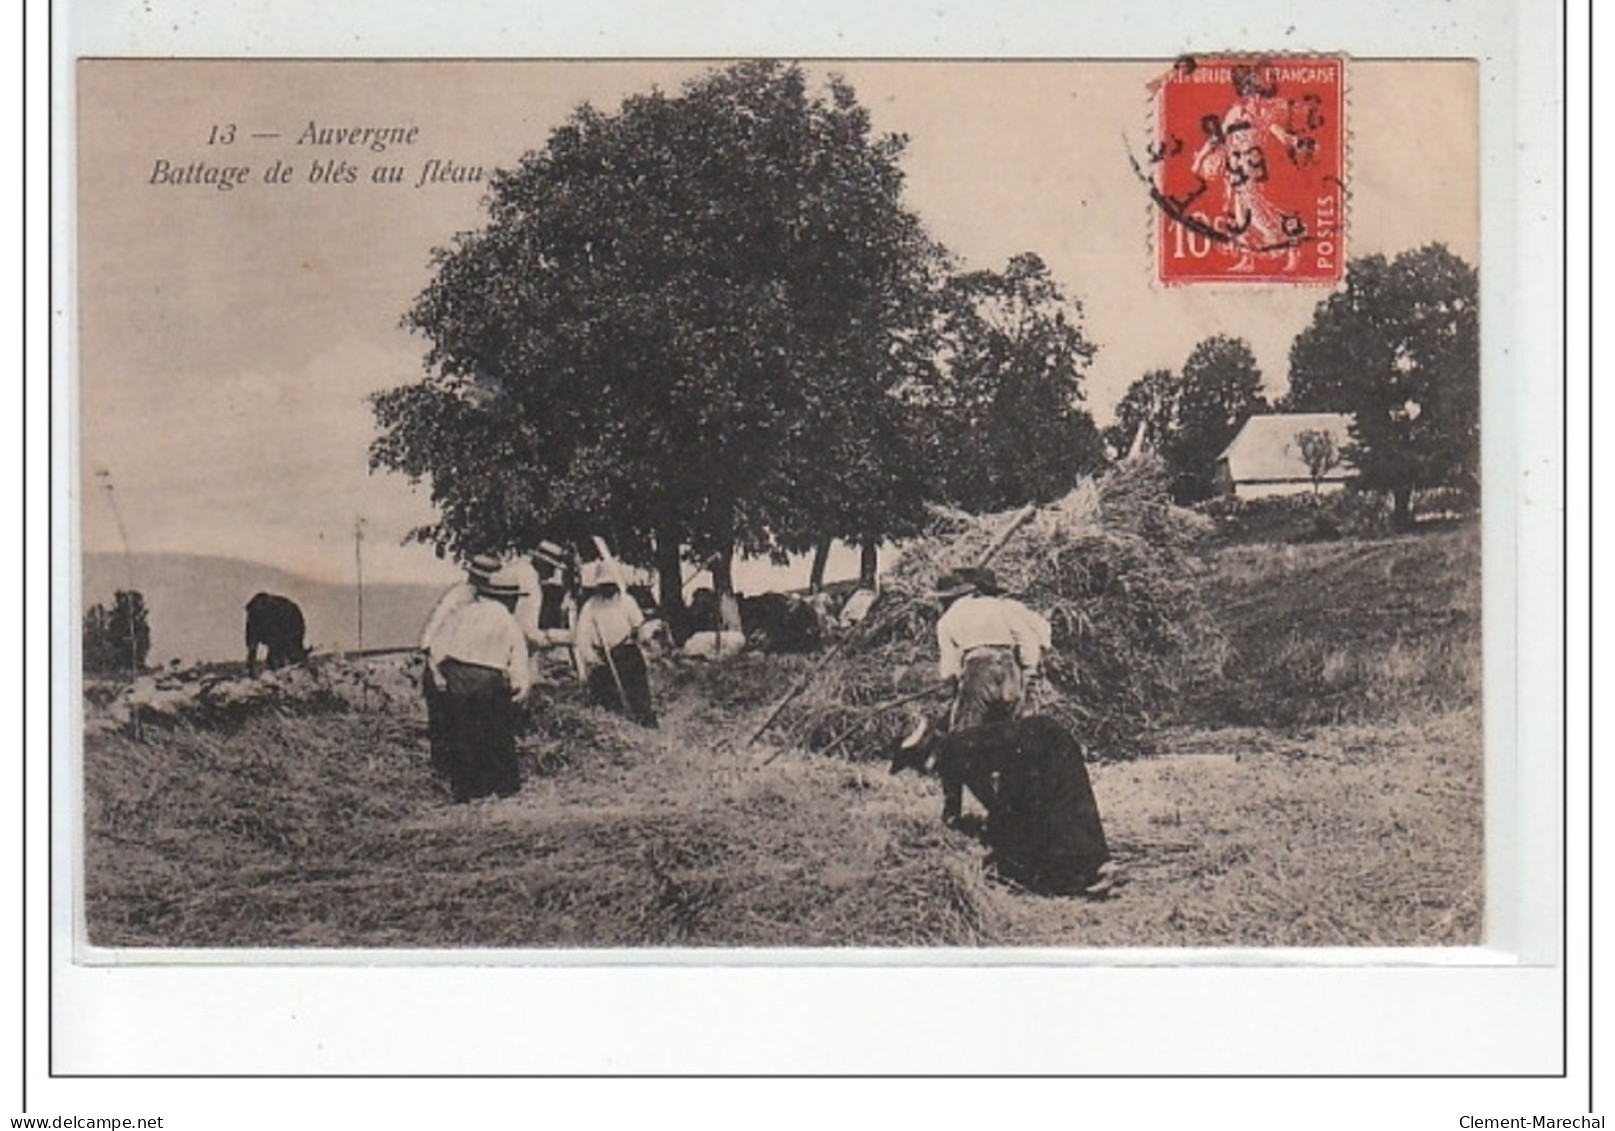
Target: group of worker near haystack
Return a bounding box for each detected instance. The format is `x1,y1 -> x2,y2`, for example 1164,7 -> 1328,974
418,546 -> 1051,806
418,549 -> 656,802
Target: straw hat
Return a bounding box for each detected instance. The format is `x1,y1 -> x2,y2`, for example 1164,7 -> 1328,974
466,553 -> 504,584
475,565 -> 524,598
934,566 -> 1003,601
579,560 -> 622,591
532,541 -> 569,570
961,566 -> 1004,595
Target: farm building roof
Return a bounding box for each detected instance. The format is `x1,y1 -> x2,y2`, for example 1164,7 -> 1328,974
1217,413 -> 1356,484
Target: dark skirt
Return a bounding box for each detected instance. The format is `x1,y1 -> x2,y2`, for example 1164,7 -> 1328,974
585,642 -> 658,728
422,664 -> 452,776
979,718 -> 1110,894
437,659 -> 522,802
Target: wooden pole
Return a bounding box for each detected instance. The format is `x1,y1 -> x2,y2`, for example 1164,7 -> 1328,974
743,631 -> 857,747
96,469 -> 143,740
746,502 -> 1038,750
95,471 -> 140,672
354,516 -> 367,712
976,503 -> 1037,569
760,684 -> 945,765
354,517 -> 366,655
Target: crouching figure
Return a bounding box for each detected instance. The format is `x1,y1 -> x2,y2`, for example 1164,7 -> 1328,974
889,715 -> 1115,897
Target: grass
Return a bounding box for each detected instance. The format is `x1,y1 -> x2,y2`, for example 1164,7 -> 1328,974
1179,525 -> 1481,727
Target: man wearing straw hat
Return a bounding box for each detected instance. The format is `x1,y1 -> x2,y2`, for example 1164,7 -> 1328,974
524,540 -> 579,647
425,564 -> 531,802
573,559 -> 658,728
934,566 -> 1051,730
419,553 -> 504,775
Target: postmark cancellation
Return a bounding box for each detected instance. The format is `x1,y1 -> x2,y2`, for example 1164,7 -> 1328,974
1151,55 -> 1346,285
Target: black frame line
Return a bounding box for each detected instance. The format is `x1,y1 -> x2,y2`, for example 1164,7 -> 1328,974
33,24 -> 1579,1109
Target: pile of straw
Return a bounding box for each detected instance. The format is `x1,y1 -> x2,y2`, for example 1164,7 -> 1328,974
779,458 -> 1219,759
81,694 -> 1003,947
90,654 -> 444,734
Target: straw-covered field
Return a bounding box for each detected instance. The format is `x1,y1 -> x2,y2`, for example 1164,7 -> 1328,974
82,474 -> 1483,949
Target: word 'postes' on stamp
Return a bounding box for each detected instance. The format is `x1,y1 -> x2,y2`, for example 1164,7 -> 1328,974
1152,55 -> 1345,285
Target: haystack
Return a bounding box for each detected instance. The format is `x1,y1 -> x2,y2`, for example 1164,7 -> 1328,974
89,653 -> 437,734
779,458 -> 1218,759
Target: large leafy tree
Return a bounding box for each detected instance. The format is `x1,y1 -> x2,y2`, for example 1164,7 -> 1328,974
1286,244 -> 1479,527
1169,335 -> 1268,502
908,252 -> 1104,512
371,61 -> 944,607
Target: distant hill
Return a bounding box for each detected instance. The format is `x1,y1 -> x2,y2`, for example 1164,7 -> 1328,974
82,553 -> 444,665
80,542 -> 892,666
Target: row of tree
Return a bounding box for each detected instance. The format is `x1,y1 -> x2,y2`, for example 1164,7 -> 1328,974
372,61 -> 1479,619
1104,335 -> 1268,502
1107,244 -> 1479,517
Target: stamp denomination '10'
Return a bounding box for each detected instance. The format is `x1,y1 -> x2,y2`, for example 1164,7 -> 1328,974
1153,55 -> 1345,285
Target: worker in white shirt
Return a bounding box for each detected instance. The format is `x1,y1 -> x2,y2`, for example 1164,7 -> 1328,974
426,566 -> 531,802
420,552 -> 504,649
419,553 -> 503,775
934,566 -> 1052,730
573,559 -> 658,728
503,555 -> 545,648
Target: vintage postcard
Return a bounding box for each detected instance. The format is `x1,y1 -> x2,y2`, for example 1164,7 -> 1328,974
76,56 -> 1482,953
50,4 -> 1570,1088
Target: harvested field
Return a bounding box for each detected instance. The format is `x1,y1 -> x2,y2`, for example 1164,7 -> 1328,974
82,692 -> 1481,948
84,684 -> 1004,948
82,521 -> 1484,949
985,711 -> 1482,947
81,484 -> 1479,943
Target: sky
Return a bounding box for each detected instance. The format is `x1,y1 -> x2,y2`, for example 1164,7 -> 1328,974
75,59 -> 1477,585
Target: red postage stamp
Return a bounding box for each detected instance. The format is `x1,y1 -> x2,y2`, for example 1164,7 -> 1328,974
1152,55 -> 1345,285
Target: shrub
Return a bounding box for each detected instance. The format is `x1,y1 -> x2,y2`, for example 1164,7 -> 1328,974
1198,490 -> 1392,545
83,590 -> 151,675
